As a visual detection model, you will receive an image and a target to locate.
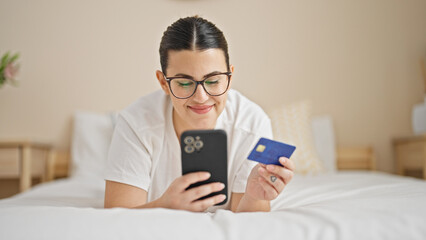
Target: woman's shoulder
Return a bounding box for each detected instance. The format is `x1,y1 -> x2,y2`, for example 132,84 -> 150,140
119,90 -> 169,131
224,89 -> 270,131
227,89 -> 268,117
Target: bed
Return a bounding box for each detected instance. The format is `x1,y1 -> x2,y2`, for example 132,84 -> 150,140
0,110 -> 425,240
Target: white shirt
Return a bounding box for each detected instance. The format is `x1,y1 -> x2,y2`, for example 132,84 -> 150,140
105,89 -> 273,211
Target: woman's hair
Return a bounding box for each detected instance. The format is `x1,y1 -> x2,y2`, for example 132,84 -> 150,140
159,16 -> 230,75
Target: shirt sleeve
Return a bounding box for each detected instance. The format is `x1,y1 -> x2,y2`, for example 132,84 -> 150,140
232,116 -> 273,193
104,113 -> 151,191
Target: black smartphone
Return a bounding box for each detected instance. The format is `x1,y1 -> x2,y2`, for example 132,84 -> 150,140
180,129 -> 228,205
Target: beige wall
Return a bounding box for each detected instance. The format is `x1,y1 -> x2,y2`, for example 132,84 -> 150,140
0,0 -> 425,173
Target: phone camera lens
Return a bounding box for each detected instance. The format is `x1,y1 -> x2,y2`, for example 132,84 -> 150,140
184,136 -> 194,145
194,140 -> 204,150
184,145 -> 195,154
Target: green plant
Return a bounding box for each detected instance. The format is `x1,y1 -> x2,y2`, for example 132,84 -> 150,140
0,52 -> 20,88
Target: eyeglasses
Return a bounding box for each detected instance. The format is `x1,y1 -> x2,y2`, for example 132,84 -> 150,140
163,72 -> 232,99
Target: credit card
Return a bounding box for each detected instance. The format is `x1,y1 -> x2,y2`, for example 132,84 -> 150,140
247,138 -> 296,165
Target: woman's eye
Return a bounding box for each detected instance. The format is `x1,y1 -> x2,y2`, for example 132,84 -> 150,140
177,80 -> 193,87
205,79 -> 219,85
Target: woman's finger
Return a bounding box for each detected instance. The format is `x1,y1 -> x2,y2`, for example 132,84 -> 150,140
258,167 -> 285,193
258,177 -> 279,200
266,164 -> 294,185
177,172 -> 211,192
191,194 -> 226,212
185,182 -> 225,201
279,157 -> 295,172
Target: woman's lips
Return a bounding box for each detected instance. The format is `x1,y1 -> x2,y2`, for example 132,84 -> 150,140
188,105 -> 213,114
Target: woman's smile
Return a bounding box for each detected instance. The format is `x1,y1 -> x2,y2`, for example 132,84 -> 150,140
188,104 -> 214,114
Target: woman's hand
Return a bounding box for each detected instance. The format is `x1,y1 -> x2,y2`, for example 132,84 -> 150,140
155,172 -> 226,212
245,157 -> 295,201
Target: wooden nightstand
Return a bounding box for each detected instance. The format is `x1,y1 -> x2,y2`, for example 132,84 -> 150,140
393,135 -> 426,179
0,140 -> 54,192
336,146 -> 376,171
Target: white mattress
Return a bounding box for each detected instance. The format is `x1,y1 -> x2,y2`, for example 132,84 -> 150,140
0,176 -> 105,208
0,171 -> 425,240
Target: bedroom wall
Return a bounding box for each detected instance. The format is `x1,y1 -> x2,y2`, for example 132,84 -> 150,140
0,0 -> 425,179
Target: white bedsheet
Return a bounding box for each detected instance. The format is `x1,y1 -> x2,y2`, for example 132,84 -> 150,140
0,176 -> 105,208
1,171 -> 425,240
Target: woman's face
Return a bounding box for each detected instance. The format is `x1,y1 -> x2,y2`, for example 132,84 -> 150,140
156,49 -> 233,131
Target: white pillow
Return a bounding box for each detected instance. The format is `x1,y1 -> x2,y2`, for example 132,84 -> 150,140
268,101 -> 325,175
311,115 -> 336,172
71,111 -> 117,179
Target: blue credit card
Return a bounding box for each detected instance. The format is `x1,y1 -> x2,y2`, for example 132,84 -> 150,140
247,138 -> 296,165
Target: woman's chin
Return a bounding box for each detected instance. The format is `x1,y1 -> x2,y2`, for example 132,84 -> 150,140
185,112 -> 217,129
188,118 -> 216,130
189,123 -> 214,130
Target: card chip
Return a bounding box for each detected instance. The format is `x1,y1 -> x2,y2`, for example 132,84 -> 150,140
256,144 -> 266,152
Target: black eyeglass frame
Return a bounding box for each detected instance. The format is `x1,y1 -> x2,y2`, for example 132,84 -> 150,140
163,72 -> 232,99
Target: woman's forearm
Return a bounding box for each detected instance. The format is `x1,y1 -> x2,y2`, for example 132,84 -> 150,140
133,199 -> 162,209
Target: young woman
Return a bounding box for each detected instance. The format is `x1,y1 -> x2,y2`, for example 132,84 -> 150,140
104,16 -> 295,213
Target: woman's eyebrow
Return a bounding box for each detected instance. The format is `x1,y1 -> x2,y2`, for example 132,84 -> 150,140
173,71 -> 223,79
203,71 -> 222,78
173,73 -> 193,79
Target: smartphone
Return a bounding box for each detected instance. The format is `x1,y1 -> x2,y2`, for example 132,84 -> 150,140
181,129 -> 228,205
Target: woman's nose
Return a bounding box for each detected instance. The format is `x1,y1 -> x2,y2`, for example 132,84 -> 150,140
192,83 -> 209,102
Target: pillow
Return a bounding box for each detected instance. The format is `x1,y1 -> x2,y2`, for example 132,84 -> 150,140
71,111 -> 117,179
267,101 -> 324,174
311,115 -> 336,172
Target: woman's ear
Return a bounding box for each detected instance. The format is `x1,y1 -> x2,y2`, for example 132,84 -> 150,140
229,64 -> 235,88
156,70 -> 170,95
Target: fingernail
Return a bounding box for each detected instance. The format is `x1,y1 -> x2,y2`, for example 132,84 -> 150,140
204,172 -> 211,178
280,157 -> 287,163
219,183 -> 225,189
219,195 -> 226,201
267,165 -> 275,171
